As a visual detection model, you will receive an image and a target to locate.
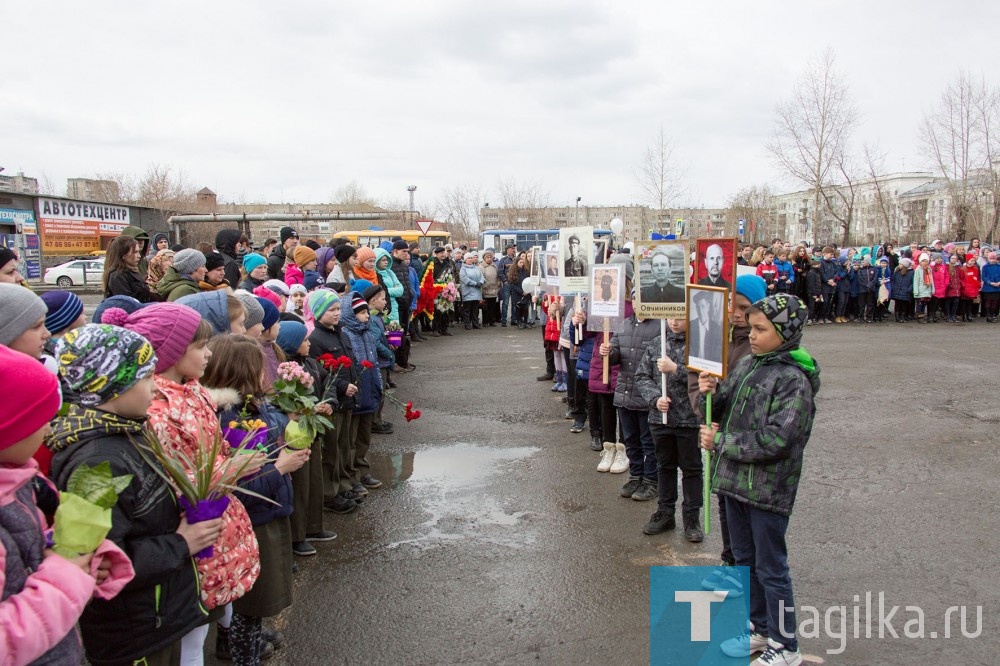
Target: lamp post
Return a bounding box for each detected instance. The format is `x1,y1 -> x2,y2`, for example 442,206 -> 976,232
575,196 -> 581,225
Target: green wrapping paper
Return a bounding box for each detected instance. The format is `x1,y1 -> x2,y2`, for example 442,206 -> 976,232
52,462 -> 132,558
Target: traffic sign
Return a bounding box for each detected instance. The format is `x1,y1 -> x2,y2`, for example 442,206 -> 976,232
416,219 -> 433,236
738,218 -> 745,236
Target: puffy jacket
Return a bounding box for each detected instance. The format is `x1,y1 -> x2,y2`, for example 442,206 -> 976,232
308,321 -> 357,412
774,258 -> 794,287
147,376 -> 260,610
157,266 -> 201,301
375,248 -> 405,324
701,344 -> 821,517
890,269 -> 913,301
215,229 -> 244,289
819,257 -> 839,290
459,263 -> 485,301
635,330 -> 698,429
856,265 -> 876,294
945,265 -> 963,298
981,261 -> 1000,294
390,253 -> 415,307
806,268 -> 823,298
1,463 -> 93,666
48,408 -> 207,663
687,324 -> 751,418
338,296 -> 384,413
367,309 -> 395,370
284,263 -> 305,286
588,301 -> 631,394
912,265 -> 934,299
209,390 -> 294,527
481,262 -> 500,299
959,264 -> 982,298
930,262 -> 950,298
409,266 -> 421,311
756,261 -> 778,288
608,314 -> 661,411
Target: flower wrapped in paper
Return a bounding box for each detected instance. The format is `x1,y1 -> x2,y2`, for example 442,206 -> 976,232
52,462 -> 133,558
272,361 -> 334,438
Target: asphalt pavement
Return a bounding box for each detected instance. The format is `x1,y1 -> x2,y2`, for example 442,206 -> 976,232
185,316 -> 990,665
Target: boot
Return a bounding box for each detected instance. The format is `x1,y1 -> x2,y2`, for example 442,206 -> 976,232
609,442 -> 629,474
683,515 -> 705,543
590,434 -> 603,451
215,624 -> 232,660
597,442 -> 615,472
550,371 -> 562,392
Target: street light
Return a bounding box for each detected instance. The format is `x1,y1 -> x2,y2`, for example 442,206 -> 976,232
575,196 -> 581,225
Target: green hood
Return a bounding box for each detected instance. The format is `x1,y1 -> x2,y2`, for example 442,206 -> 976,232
48,405 -> 147,456
121,225 -> 151,277
156,266 -> 200,299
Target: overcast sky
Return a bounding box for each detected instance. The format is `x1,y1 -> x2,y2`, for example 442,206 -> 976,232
5,1 -> 999,214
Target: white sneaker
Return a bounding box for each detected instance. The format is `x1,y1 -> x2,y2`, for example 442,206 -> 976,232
753,639 -> 802,666
597,442 -> 615,472
608,442 -> 629,474
721,629 -> 769,658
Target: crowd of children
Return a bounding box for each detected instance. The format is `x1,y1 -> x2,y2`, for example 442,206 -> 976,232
0,226 -> 430,665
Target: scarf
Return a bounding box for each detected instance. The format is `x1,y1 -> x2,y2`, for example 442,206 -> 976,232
354,263 -> 378,283
922,267 -> 932,287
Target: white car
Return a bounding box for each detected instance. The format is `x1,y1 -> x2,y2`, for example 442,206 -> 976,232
44,258 -> 105,287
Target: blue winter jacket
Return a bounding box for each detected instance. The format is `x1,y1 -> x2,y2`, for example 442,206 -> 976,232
339,293 -> 384,414
220,398 -> 293,527
981,262 -> 1000,293
409,266 -> 420,311
890,269 -> 913,301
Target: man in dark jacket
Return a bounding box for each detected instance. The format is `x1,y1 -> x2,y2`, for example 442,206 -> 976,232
215,229 -> 245,289
391,240 -> 415,343
267,226 -> 299,281
430,246 -> 453,336
497,244 -> 517,327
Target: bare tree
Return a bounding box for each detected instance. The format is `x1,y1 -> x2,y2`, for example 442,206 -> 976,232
725,185 -> 774,244
436,183 -> 486,243
93,164 -> 197,215
767,48 -> 859,245
818,152 -> 859,246
862,144 -> 897,243
633,125 -> 685,231
495,178 -> 549,228
918,72 -> 1000,242
333,180 -> 376,206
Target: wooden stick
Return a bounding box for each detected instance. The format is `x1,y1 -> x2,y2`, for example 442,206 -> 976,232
602,317 -> 610,384
574,294 -> 583,341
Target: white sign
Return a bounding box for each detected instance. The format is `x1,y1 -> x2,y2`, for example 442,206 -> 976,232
416,219 -> 433,236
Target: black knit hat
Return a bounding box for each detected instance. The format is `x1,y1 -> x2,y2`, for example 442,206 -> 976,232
279,226 -> 299,243
392,239 -> 409,251
334,244 -> 356,263
204,252 -> 226,272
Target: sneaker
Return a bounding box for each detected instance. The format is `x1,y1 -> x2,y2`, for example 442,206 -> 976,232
712,569 -> 746,599
590,435 -> 603,451
371,422 -> 394,435
620,477 -> 642,498
360,474 -> 383,488
305,530 -> 337,542
292,541 -> 317,556
597,442 -> 616,472
570,421 -> 585,433
564,409 -> 573,420
260,639 -> 275,661
343,490 -> 365,504
683,515 -> 704,543
700,565 -> 732,591
753,639 -> 802,666
555,381 -> 567,393
721,629 -> 769,658
323,496 -> 357,513
608,443 -> 629,474
631,480 -> 658,501
643,511 -> 676,534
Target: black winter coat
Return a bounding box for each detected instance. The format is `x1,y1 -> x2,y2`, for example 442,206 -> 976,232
608,315 -> 661,411
267,244 -> 288,281
308,322 -> 357,411
215,229 -> 244,289
105,268 -> 157,303
49,409 -> 206,664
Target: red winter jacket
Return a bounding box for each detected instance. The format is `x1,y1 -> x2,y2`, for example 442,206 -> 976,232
945,266 -> 963,298
959,264 -> 981,299
931,262 -> 950,298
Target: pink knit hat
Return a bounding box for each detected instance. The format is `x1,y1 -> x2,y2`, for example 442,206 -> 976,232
253,285 -> 282,309
0,344 -> 61,448
102,303 -> 203,373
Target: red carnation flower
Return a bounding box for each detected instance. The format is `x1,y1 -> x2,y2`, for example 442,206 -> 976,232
361,360 -> 374,369
338,356 -> 353,369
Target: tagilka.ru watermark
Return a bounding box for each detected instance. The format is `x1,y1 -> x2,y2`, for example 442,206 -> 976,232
780,592 -> 983,655
650,567 -> 983,663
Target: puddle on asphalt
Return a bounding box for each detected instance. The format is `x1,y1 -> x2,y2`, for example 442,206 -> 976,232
385,443 -> 539,551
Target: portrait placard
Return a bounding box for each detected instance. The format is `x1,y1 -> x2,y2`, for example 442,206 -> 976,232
686,284 -> 729,377
694,238 -> 737,291
559,226 -> 592,294
633,240 -> 689,319
589,263 -> 624,319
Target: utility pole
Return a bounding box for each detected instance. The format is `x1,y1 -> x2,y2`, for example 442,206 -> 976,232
407,185 -> 417,228
575,196 -> 581,226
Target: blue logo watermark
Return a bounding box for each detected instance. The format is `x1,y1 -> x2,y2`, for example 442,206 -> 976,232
650,566 -> 751,665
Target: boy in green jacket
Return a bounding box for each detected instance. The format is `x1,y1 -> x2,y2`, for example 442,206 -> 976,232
697,293 -> 819,666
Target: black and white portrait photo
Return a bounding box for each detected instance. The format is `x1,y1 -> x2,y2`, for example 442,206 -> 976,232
633,240 -> 688,319
686,285 -> 728,376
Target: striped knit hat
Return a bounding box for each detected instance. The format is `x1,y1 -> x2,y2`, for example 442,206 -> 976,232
41,290 -> 85,335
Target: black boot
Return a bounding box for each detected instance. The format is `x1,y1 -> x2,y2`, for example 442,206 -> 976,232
215,624 -> 232,660
590,434 -> 603,451
683,515 -> 705,543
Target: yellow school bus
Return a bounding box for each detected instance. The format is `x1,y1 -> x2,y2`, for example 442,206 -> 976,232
331,229 -> 452,255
